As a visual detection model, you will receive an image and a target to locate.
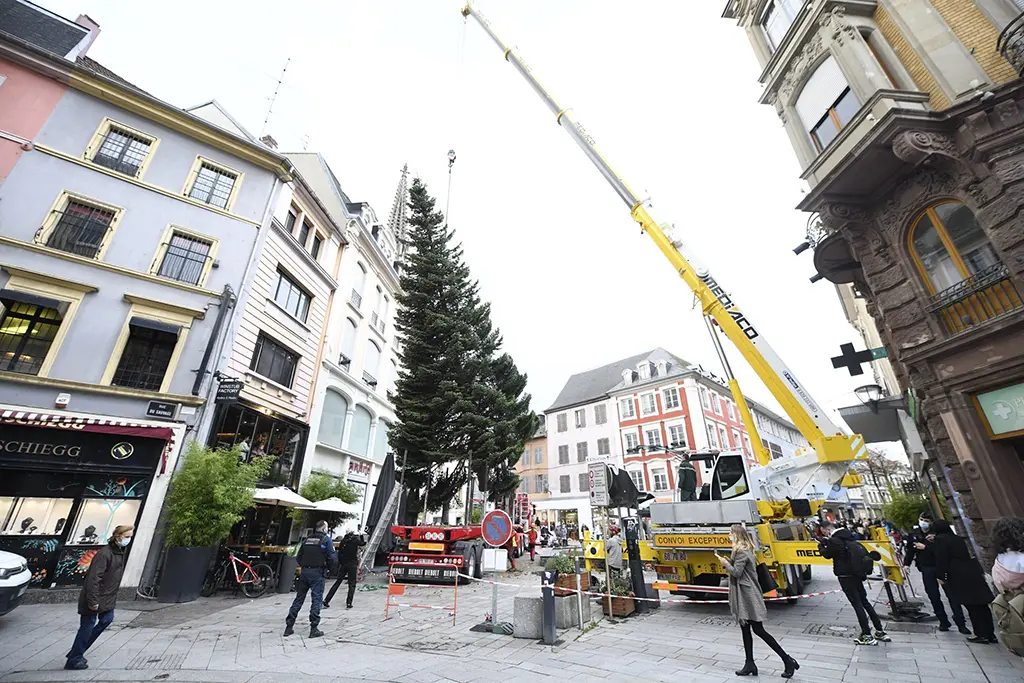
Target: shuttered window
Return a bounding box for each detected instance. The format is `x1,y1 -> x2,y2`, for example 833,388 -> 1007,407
795,57 -> 859,152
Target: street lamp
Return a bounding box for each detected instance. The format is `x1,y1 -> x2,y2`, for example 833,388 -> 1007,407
855,383 -> 884,414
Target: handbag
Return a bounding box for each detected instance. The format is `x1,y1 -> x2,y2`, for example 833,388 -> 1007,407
756,562 -> 778,594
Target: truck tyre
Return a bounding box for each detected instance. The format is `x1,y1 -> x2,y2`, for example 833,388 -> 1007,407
784,565 -> 803,605
458,548 -> 477,586
473,544 -> 484,579
801,565 -> 812,582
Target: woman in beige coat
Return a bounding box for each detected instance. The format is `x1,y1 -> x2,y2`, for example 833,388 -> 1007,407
716,525 -> 798,678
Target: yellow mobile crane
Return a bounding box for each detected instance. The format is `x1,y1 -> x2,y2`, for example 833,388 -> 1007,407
460,5 -> 905,600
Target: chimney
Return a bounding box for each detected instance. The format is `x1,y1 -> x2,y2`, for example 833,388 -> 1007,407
72,15 -> 100,58
621,369 -> 633,385
259,134 -> 279,150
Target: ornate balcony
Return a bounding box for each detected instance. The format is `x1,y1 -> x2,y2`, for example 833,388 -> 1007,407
998,12 -> 1024,76
928,263 -> 1023,335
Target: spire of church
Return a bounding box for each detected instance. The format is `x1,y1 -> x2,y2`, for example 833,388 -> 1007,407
387,164 -> 410,258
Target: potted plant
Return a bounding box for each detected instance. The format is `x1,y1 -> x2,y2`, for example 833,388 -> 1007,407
158,443 -> 272,603
544,551 -> 590,596
600,569 -> 635,617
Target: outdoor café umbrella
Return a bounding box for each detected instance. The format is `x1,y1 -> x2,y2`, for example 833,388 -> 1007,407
309,496 -> 363,516
251,486 -> 313,508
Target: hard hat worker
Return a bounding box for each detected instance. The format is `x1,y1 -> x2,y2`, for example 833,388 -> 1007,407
285,520 -> 338,638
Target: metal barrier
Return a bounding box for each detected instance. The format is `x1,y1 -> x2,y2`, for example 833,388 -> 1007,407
384,561 -> 460,626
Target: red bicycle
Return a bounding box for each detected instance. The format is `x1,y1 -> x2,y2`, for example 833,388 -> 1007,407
201,549 -> 274,598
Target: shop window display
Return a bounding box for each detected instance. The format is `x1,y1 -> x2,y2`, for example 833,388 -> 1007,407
67,499 -> 141,546
0,497 -> 74,535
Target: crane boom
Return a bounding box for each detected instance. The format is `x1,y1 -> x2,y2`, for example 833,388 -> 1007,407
461,4 -> 867,466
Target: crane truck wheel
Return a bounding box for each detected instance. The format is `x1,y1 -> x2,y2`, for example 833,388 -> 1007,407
675,573 -> 722,601
801,565 -> 812,582
455,543 -> 477,586
473,544 -> 484,579
783,565 -> 803,605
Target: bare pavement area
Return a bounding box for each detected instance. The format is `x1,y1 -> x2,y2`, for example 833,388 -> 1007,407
1,566 -> 1023,683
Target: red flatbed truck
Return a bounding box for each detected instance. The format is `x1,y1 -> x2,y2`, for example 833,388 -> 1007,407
389,525 -> 486,584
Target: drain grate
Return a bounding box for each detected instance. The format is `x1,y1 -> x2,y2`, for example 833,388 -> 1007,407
803,623 -> 853,638
696,617 -> 736,627
884,622 -> 936,634
127,653 -> 185,670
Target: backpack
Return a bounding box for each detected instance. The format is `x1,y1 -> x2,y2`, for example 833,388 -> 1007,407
845,539 -> 874,578
991,589 -> 1024,655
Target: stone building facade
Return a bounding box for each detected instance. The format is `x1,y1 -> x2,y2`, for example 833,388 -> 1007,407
724,0 -> 1024,559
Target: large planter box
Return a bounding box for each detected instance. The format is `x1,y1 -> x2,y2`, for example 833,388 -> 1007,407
553,572 -> 589,597
601,595 -> 635,618
276,556 -> 298,594
158,546 -> 214,604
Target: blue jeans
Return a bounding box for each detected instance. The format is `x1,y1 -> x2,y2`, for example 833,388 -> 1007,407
286,568 -> 324,628
67,610 -> 114,664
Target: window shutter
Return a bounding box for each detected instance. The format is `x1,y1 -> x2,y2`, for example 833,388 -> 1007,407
795,56 -> 848,132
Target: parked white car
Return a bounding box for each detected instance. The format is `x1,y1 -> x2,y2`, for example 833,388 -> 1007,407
0,550 -> 31,616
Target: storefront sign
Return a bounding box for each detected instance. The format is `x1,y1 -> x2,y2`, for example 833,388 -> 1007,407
0,424 -> 163,470
216,380 -> 244,404
146,401 -> 179,419
976,383 -> 1024,438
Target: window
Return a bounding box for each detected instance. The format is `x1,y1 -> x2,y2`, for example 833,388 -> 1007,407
769,442 -> 784,459
69,498 -> 141,545
743,434 -> 753,457
910,202 -> 1000,293
619,397 -> 635,418
186,159 -> 239,209
597,438 -> 610,456
273,270 -> 312,322
629,469 -> 646,492
668,424 -> 687,448
521,479 -> 529,494
90,122 -> 155,178
719,425 -> 729,448
534,474 -> 546,492
732,430 -> 743,450
712,395 -> 722,415
699,387 -> 710,410
594,404 -> 607,424
707,423 -> 719,448
638,362 -> 651,379
727,402 -> 736,420
645,427 -> 662,448
349,406 -> 373,457
43,197 -> 118,259
761,0 -> 801,51
641,393 -> 657,415
155,230 -> 214,286
340,318 -> 358,367
250,333 -> 299,387
1,497 -> 75,535
534,447 -> 543,464
285,207 -> 298,233
558,444 -> 569,464
652,468 -> 669,492
576,441 -> 589,462
298,220 -> 312,248
310,234 -> 323,259
318,390 -> 348,448
0,296 -> 63,375
624,431 -> 639,452
575,408 -> 587,428
796,58 -> 858,152
364,340 -> 381,386
351,264 -> 367,310
578,472 -> 588,493
662,387 -> 680,410
559,475 -> 570,493
556,414 -> 568,432
110,320 -> 179,391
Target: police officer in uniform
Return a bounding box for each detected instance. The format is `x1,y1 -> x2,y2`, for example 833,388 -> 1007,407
285,520 -> 337,638
677,459 -> 698,502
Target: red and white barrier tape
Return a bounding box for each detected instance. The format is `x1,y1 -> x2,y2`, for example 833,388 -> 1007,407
387,602 -> 456,611
459,572 -> 842,604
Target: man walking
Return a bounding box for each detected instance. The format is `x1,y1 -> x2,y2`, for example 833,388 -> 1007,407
324,529 -> 365,610
285,520 -> 337,638
819,523 -> 891,645
905,513 -> 969,633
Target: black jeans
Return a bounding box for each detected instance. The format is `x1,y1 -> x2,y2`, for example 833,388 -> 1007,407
838,575 -> 883,636
920,566 -> 966,627
740,621 -> 789,663
325,562 -> 357,607
965,603 -> 996,639
286,567 -> 325,628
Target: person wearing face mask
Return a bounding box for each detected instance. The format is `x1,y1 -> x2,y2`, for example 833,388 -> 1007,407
65,525 -> 133,670
905,513 -> 969,634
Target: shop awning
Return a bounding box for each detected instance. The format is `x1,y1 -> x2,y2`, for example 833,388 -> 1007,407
0,407 -> 178,473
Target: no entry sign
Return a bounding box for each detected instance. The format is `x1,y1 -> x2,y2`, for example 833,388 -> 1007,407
481,509 -> 513,547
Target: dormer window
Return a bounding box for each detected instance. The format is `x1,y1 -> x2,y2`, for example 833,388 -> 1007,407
637,362 -> 651,380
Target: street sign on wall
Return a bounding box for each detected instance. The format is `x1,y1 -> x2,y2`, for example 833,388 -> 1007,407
976,382 -> 1024,438
481,509 -> 513,547
588,462 -> 609,507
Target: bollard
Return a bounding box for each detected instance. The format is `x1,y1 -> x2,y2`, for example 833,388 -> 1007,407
491,582 -> 500,634
541,570 -> 557,645
574,555 -> 585,628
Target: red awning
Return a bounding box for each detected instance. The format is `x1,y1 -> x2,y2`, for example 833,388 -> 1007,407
0,408 -> 179,474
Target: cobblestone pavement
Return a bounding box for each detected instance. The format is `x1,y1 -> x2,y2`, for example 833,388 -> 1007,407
1,563 -> 1022,683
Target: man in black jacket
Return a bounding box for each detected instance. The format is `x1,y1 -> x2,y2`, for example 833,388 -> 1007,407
904,513 -> 969,634
819,523 -> 890,646
324,530 -> 366,609
285,521 -> 337,638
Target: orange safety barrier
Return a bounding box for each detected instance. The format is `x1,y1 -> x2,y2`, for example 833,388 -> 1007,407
384,561 -> 459,626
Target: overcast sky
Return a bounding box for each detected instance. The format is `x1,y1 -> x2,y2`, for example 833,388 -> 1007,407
40,0 -> 889,439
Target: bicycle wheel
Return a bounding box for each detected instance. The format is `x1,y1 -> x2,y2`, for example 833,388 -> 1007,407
241,563 -> 275,598
201,566 -> 225,597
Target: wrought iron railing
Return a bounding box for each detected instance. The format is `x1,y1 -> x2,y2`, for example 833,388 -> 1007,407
45,207 -> 114,258
998,12 -> 1024,76
370,312 -> 386,335
928,262 -> 1023,335
350,289 -> 362,309
362,370 -> 378,388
